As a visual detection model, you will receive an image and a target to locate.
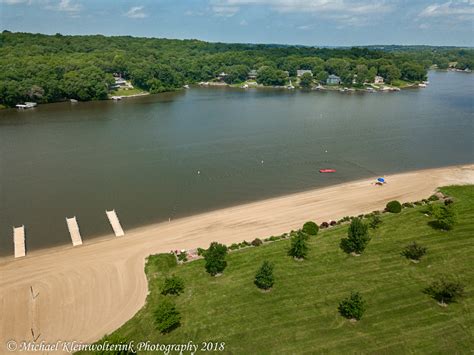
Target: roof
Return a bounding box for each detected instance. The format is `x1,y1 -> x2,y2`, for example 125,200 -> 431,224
328,74 -> 340,79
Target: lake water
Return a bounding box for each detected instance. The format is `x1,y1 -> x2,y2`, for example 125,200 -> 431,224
0,71 -> 473,256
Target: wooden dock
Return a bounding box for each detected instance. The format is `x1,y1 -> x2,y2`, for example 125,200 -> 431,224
106,210 -> 125,237
13,225 -> 26,258
66,217 -> 83,246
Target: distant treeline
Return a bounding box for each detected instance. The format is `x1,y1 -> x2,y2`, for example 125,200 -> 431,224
0,31 -> 472,107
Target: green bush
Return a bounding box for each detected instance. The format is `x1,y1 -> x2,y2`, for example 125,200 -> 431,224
288,231 -> 309,260
177,251 -> 187,262
340,218 -> 371,255
402,202 -> 414,208
154,299 -> 181,333
338,292 -> 366,320
431,205 -> 457,230
229,243 -> 240,250
254,261 -> 274,290
302,221 -> 319,236
424,278 -> 464,305
386,200 -> 402,213
204,242 -> 228,276
197,247 -> 206,256
251,238 -> 263,247
401,242 -> 427,261
161,275 -> 185,295
240,240 -> 251,248
428,194 -> 439,201
368,215 -> 382,230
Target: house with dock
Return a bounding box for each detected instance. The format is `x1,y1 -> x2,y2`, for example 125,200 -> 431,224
326,74 -> 341,85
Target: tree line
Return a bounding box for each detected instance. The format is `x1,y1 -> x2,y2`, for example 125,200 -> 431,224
1,31 -> 472,107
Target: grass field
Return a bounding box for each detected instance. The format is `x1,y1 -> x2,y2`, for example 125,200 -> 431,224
109,88 -> 146,96
96,186 -> 474,354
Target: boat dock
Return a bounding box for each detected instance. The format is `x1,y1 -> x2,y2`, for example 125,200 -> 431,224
9,209 -> 126,258
13,226 -> 26,258
106,210 -> 125,237
66,217 -> 83,246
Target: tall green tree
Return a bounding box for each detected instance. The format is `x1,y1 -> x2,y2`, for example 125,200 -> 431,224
288,231 -> 309,260
340,218 -> 371,255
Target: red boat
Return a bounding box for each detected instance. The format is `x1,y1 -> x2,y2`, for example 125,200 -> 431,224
319,169 -> 336,173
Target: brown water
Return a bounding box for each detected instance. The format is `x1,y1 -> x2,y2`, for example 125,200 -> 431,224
0,71 -> 473,255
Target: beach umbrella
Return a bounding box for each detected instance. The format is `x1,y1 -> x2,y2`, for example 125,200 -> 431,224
377,177 -> 385,183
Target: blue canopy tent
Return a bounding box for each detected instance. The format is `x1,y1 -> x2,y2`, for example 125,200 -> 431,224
377,177 -> 385,183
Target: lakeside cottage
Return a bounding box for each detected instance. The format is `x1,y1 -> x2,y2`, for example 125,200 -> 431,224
111,75 -> 134,90
374,75 -> 384,84
297,69 -> 313,77
217,72 -> 228,81
248,69 -> 258,79
326,74 -> 341,85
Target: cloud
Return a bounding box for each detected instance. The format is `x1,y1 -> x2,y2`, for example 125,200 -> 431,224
44,0 -> 81,15
210,0 -> 393,15
211,5 -> 240,16
419,0 -> 474,21
0,0 -> 31,4
125,6 -> 148,19
240,19 -> 248,25
297,24 -> 312,30
209,0 -> 394,24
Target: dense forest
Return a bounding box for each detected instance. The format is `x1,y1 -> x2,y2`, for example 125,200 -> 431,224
0,31 -> 473,107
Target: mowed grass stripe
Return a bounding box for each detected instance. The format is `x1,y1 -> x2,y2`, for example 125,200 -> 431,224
92,185 -> 473,354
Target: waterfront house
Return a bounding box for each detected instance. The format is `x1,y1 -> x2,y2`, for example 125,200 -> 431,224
326,74 -> 341,85
217,72 -> 228,81
297,69 -> 313,77
248,69 -> 258,79
374,75 -> 384,84
111,75 -> 133,90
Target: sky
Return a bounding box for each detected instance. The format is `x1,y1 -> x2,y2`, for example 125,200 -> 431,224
1,0 -> 473,46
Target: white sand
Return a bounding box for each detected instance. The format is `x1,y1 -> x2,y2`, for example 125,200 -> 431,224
0,164 -> 472,351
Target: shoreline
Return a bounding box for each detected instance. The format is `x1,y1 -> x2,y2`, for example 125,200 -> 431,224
1,163 -> 472,263
1,164 -> 473,350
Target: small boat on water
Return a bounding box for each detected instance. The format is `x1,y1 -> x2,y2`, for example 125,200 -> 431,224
319,169 -> 336,173
16,102 -> 37,109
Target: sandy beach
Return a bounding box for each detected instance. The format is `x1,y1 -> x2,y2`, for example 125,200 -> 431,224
1,164 -> 473,352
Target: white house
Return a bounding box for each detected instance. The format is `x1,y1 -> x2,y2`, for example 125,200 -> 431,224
374,75 -> 384,84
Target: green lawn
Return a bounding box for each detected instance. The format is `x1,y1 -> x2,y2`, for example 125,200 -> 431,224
97,186 -> 474,354
109,88 -> 146,97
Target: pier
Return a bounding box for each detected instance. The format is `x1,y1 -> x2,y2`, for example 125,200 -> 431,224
66,217 -> 83,246
106,210 -> 125,237
13,226 -> 26,258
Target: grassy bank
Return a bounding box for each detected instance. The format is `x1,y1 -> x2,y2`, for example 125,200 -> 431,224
93,186 -> 474,354
109,88 -> 147,97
